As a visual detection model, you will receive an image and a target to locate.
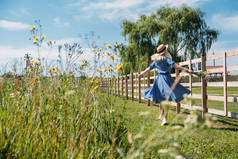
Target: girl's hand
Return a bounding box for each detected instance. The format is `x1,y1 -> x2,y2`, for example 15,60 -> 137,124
188,69 -> 194,74
138,72 -> 143,78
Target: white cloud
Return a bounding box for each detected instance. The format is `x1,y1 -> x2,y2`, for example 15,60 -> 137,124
53,17 -> 70,27
0,20 -> 30,31
69,0 -> 209,21
211,14 -> 238,33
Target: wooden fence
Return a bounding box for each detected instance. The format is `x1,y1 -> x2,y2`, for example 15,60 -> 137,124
101,50 -> 238,119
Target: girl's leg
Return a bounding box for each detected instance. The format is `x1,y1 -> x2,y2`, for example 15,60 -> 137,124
161,104 -> 168,126
158,104 -> 164,120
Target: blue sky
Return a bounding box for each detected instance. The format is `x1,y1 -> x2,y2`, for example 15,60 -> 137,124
1,0 -> 238,73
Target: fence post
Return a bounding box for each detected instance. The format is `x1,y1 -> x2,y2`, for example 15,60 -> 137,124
189,60 -> 192,95
125,74 -> 128,100
175,69 -> 181,113
201,56 -> 208,118
138,72 -> 141,103
131,72 -> 134,101
223,52 -> 228,116
189,60 -> 193,108
147,72 -> 150,106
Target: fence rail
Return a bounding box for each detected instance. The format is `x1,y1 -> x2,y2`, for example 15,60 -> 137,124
101,50 -> 238,119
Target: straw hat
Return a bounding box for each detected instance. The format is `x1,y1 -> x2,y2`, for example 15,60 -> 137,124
157,44 -> 168,55
151,44 -> 171,61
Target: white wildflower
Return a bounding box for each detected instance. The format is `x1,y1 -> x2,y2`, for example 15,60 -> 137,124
139,111 -> 149,116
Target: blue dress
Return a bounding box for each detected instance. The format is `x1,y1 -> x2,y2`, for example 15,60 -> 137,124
143,58 -> 191,103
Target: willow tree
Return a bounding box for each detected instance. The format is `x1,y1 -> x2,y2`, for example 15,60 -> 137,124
120,6 -> 219,73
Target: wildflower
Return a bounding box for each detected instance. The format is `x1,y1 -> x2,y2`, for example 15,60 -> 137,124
82,60 -> 88,67
82,60 -> 88,63
106,44 -> 111,48
82,63 -> 87,67
95,80 -> 99,84
114,44 -> 119,48
105,51 -> 110,55
116,64 -> 123,71
139,111 -> 150,116
30,25 -> 35,30
158,149 -> 169,153
89,67 -> 92,70
10,93 -> 14,98
93,85 -> 99,90
110,55 -> 115,60
33,36 -> 39,42
119,86 -> 122,91
48,40 -> 52,44
32,60 -> 38,65
103,68 -> 107,72
42,35 -> 46,39
108,68 -> 113,72
98,70 -> 103,73
97,48 -> 102,51
90,78 -> 94,83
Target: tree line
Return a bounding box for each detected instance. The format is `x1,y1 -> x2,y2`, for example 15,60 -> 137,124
118,6 -> 219,74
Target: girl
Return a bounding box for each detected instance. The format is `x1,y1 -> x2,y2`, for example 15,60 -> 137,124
138,44 -> 193,126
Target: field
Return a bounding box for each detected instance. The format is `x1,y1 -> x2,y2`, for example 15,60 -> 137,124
1,75 -> 238,158
113,96 -> 238,159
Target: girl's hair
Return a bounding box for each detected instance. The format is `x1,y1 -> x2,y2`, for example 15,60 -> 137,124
151,51 -> 172,61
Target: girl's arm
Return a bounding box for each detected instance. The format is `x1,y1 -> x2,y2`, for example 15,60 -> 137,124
138,67 -> 151,77
174,64 -> 194,74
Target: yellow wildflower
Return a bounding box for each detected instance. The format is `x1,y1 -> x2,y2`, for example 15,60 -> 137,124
98,70 -> 103,73
33,36 -> 39,42
48,40 -> 52,44
89,67 -> 92,70
116,64 -> 123,71
30,25 -> 35,30
103,69 -> 107,72
32,60 -> 38,65
114,44 -> 119,48
98,48 -> 102,51
106,44 -> 111,48
108,68 -> 113,72
95,80 -> 99,84
90,78 -> 94,83
42,35 -> 46,39
119,86 -> 122,91
105,51 -> 110,55
93,85 -> 99,90
82,63 -> 87,67
110,55 -> 115,60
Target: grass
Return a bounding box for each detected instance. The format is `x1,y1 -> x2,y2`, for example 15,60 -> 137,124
113,96 -> 238,159
1,72 -> 237,158
192,86 -> 238,96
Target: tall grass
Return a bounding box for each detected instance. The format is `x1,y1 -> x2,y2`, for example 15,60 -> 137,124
0,75 -> 129,158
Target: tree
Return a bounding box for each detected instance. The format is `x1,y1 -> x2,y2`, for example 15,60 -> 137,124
120,6 -> 219,73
